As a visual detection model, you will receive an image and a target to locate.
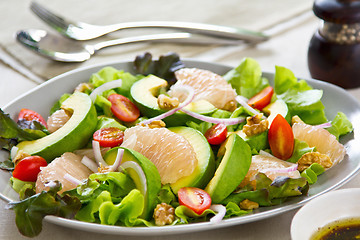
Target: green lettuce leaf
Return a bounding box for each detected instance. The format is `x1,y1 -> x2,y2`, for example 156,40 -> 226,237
223,57 -> 269,98
175,205 -> 215,224
326,112 -> 353,139
99,189 -> 149,226
89,66 -> 140,98
300,163 -> 325,185
10,177 -> 36,200
222,173 -> 308,207
0,109 -> 46,150
134,52 -> 185,86
287,139 -> 315,163
224,202 -> 249,218
274,66 -> 327,124
7,181 -> 81,238
157,184 -> 178,207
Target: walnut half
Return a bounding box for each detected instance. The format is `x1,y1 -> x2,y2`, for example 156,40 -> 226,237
157,94 -> 179,110
240,199 -> 259,210
153,203 -> 175,226
242,114 -> 269,137
297,152 -> 333,172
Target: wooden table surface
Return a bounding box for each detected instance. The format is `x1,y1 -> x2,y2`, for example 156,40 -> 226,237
1,1 -> 360,239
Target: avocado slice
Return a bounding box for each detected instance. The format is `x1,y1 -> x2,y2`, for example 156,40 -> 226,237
103,147 -> 161,220
96,116 -> 126,131
235,130 -> 269,152
168,127 -> 215,193
130,75 -> 216,127
263,99 -> 290,125
205,133 -> 252,203
16,92 -> 97,162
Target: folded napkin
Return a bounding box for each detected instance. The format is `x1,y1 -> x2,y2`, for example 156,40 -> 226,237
0,0 -> 313,81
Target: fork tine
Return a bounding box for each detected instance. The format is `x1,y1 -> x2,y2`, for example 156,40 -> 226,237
30,1 -> 70,30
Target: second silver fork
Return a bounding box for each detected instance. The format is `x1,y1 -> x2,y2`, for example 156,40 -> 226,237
30,1 -> 269,42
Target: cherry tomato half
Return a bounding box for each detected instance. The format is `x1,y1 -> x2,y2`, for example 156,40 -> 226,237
12,156 -> 47,182
268,114 -> 294,160
178,187 -> 212,215
93,127 -> 124,148
247,86 -> 274,111
107,94 -> 140,122
17,108 -> 47,127
204,123 -> 227,145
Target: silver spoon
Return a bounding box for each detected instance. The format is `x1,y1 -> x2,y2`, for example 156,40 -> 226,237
30,1 -> 268,43
16,29 -> 245,62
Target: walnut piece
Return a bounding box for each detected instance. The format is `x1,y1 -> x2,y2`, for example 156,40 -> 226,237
153,203 -> 175,226
223,100 -> 237,112
242,114 -> 269,137
158,94 -> 179,110
297,152 -> 333,172
291,115 -> 304,125
240,199 -> 259,210
12,150 -> 31,165
74,83 -> 94,93
139,120 -> 166,129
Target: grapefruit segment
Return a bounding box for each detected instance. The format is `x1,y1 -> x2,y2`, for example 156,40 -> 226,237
121,125 -> 198,184
171,68 -> 237,110
292,122 -> 346,166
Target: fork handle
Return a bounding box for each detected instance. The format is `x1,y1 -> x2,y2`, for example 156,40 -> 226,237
91,32 -> 246,51
92,21 -> 268,43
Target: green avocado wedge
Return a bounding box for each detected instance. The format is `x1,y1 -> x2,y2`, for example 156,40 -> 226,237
168,127 -> 215,193
205,133 -> 252,203
263,99 -> 290,125
103,147 -> 161,220
16,92 -> 97,162
130,75 -> 216,127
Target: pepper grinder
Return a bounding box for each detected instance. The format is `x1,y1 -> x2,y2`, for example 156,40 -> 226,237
308,0 -> 360,89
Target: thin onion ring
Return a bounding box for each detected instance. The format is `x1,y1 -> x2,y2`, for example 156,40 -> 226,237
89,79 -> 123,102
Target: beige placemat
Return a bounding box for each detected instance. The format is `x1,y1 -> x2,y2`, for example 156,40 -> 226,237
0,0 -> 313,81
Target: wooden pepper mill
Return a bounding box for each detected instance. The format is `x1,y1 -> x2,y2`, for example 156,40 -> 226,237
308,0 -> 360,89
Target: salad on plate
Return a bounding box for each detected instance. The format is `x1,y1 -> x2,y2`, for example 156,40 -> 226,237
0,52 -> 353,237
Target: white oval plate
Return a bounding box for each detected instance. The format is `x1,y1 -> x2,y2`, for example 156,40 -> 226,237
1,60 -> 360,236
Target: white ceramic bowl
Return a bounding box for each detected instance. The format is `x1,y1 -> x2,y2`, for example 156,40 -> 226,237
290,188 -> 360,239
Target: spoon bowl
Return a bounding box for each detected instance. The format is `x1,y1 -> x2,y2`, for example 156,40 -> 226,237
17,29 -> 92,62
16,29 -> 245,62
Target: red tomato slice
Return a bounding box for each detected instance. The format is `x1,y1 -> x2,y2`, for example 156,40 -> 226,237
178,187 -> 212,215
12,156 -> 47,182
18,108 -> 47,127
93,127 -> 124,148
247,86 -> 274,110
268,114 -> 294,160
204,123 -> 227,145
107,94 -> 140,122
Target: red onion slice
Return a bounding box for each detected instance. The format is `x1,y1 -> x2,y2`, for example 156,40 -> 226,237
260,164 -> 298,174
64,173 -> 83,186
235,95 -> 261,117
10,146 -> 18,160
89,79 -> 123,102
181,108 -> 245,125
119,161 -> 147,196
92,140 -> 108,167
81,156 -> 99,172
108,148 -> 124,172
313,122 -> 332,129
140,85 -> 195,125
209,204 -> 227,224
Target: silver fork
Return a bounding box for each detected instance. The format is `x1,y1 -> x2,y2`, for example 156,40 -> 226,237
30,1 -> 268,42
